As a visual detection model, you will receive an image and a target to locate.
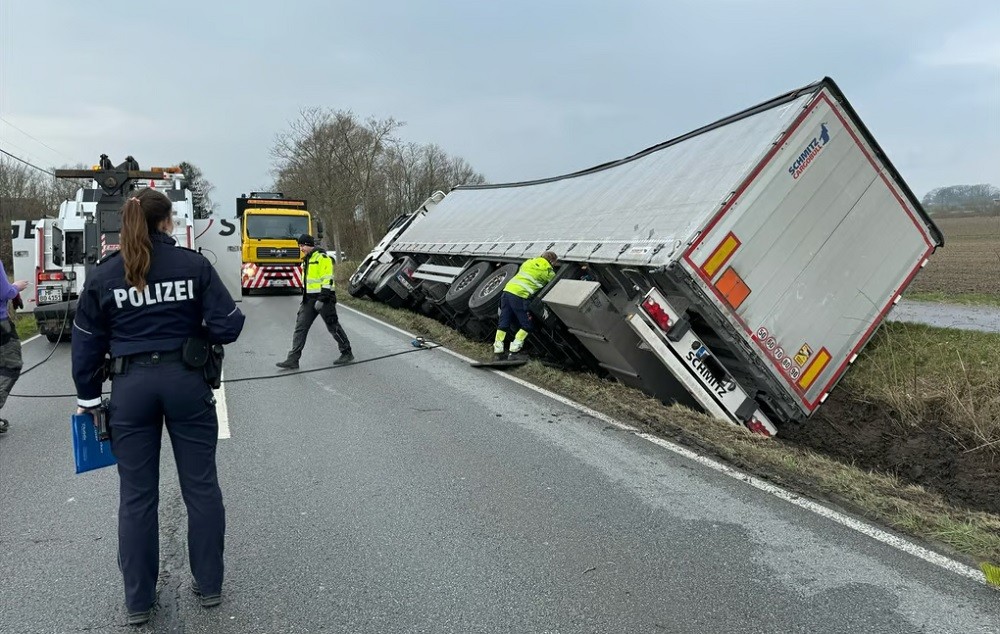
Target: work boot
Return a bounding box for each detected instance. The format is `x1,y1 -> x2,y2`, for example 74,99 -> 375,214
0,418 -> 8,434
275,359 -> 299,370
191,579 -> 222,608
126,607 -> 153,626
493,352 -> 506,362
333,352 -> 354,365
507,352 -> 527,362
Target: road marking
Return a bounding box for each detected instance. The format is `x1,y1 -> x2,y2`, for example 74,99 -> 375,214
22,334 -> 41,345
216,370 -> 231,439
341,304 -> 991,587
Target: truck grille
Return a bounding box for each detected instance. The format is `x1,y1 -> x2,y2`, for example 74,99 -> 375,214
256,247 -> 300,260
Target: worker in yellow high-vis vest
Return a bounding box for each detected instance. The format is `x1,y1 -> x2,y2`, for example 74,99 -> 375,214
277,234 -> 354,369
493,251 -> 558,361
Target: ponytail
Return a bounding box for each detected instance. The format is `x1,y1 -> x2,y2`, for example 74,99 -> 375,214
121,198 -> 153,291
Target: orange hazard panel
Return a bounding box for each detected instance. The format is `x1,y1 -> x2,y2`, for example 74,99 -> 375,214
702,232 -> 741,278
715,267 -> 751,310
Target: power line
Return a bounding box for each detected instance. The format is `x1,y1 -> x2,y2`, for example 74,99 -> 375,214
0,146 -> 55,176
0,116 -> 73,163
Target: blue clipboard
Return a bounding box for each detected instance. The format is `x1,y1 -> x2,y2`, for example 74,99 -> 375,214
72,413 -> 117,474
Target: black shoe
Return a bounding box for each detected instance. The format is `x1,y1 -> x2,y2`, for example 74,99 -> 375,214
192,580 -> 222,608
276,359 -> 299,370
507,352 -> 527,362
493,352 -> 506,362
0,419 -> 8,434
333,352 -> 354,365
126,607 -> 153,625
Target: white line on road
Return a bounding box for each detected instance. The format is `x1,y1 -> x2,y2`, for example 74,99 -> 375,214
340,304 -> 991,587
216,370 -> 231,439
21,334 -> 41,346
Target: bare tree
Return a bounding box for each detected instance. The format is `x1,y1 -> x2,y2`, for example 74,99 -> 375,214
0,157 -> 48,273
178,161 -> 216,218
270,107 -> 486,257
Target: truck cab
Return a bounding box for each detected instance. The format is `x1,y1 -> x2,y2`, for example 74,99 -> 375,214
236,192 -> 315,293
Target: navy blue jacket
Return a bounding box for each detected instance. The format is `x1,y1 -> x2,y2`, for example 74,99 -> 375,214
72,232 -> 245,407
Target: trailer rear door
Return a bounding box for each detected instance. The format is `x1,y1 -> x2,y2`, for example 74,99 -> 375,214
682,87 -> 939,417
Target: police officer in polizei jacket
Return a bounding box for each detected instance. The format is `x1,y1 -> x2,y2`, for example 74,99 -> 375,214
276,233 -> 354,369
71,189 -> 245,626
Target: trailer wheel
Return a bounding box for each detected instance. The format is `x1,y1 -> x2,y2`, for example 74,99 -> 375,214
468,263 -> 519,319
443,262 -> 491,312
46,332 -> 67,343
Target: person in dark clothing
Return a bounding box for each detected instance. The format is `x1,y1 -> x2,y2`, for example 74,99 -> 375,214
72,189 -> 245,625
276,234 -> 353,369
0,262 -> 28,434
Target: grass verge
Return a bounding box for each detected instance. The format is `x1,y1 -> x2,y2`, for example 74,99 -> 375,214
12,311 -> 38,339
341,294 -> 1000,576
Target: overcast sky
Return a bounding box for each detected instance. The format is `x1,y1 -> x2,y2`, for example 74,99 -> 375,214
1,0 -> 997,214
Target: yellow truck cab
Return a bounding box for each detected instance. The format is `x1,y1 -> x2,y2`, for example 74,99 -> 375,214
236,192 -> 315,294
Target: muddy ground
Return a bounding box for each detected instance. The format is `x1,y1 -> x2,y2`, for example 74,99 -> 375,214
782,390 -> 1000,517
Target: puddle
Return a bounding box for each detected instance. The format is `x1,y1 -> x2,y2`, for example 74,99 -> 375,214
888,300 -> 1000,334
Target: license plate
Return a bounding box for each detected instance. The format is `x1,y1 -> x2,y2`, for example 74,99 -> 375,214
269,279 -> 290,287
39,287 -> 63,303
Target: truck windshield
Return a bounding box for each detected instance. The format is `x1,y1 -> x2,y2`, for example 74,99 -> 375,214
245,214 -> 310,240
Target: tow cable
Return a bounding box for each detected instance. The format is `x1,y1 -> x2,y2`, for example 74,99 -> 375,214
9,337 -> 441,400
17,309 -> 71,379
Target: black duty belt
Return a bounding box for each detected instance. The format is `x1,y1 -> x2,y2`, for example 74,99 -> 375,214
123,350 -> 184,364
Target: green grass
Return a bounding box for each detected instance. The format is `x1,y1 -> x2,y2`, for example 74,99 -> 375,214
12,311 -> 38,339
905,291 -> 1000,307
341,295 -> 1000,579
842,321 -> 1000,450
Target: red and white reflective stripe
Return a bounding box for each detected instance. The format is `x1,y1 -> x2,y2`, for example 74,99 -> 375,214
247,265 -> 303,288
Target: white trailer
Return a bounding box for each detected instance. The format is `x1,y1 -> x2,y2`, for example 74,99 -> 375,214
351,78 -> 942,435
11,159 -> 243,341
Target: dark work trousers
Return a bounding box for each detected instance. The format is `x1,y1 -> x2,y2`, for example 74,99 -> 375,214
0,318 -> 23,413
109,359 -> 224,612
497,292 -> 533,333
287,295 -> 352,361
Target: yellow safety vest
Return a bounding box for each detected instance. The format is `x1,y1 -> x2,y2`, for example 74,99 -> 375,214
504,257 -> 555,299
304,250 -> 334,295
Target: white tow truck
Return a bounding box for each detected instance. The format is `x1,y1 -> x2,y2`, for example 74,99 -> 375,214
349,77 -> 943,435
11,156 -> 242,342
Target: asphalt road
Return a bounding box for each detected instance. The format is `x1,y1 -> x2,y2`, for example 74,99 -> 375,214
0,295 -> 997,633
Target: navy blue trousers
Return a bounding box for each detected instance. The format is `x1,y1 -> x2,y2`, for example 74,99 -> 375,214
109,359 -> 224,611
498,292 -> 533,333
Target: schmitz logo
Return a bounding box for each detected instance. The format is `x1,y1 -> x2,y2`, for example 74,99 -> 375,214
787,122 -> 831,180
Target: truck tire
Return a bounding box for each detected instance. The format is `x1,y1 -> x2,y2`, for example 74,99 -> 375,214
348,277 -> 369,299
365,262 -> 390,290
468,263 -> 519,319
443,262 -> 491,312
373,260 -> 408,307
46,332 -> 69,343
